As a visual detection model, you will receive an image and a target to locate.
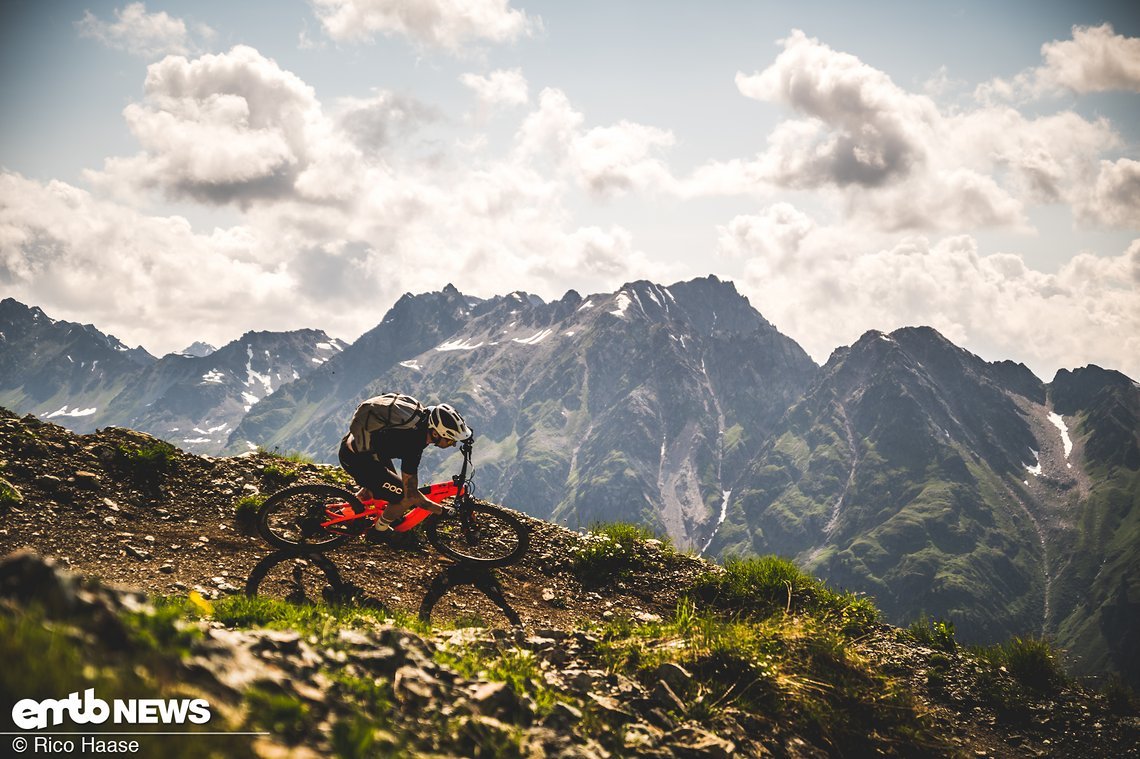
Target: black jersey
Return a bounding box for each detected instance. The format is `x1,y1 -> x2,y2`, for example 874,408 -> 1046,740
368,422 -> 430,475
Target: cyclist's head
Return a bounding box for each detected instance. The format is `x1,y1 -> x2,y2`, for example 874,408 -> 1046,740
427,403 -> 472,444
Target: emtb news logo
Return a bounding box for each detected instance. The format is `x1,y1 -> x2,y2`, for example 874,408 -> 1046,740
11,689 -> 211,730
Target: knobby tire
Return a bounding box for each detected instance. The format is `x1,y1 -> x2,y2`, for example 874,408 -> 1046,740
426,502 -> 529,567
256,484 -> 364,552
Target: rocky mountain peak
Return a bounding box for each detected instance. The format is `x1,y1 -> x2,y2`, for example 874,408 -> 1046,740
1051,364 -> 1137,415
178,341 -> 217,358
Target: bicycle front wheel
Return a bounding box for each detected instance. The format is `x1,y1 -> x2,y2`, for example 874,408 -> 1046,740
256,484 -> 363,552
427,502 -> 529,567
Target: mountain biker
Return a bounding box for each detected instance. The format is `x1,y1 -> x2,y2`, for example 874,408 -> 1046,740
338,396 -> 472,535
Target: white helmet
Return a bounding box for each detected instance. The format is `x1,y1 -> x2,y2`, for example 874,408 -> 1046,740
427,403 -> 472,441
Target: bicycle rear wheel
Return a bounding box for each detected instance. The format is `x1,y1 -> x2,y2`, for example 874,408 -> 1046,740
426,502 -> 529,567
256,484 -> 364,552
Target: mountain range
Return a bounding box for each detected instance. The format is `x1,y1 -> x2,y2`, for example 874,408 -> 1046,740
0,297 -> 346,453
2,279 -> 1136,685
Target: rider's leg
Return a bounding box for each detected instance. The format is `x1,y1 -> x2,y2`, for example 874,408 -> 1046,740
338,436 -> 391,513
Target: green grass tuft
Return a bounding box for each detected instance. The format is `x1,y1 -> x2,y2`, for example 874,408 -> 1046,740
972,635 -> 1068,694
569,521 -> 672,587
245,688 -> 311,744
906,615 -> 957,652
257,446 -> 316,464
0,477 -> 22,507
117,440 -> 177,480
594,599 -> 942,754
688,555 -> 879,634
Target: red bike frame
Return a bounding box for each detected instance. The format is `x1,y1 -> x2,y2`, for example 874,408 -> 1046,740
321,480 -> 463,533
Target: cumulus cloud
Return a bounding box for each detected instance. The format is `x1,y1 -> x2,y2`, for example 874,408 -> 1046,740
310,0 -> 538,53
979,24 -> 1140,100
87,46 -> 355,206
515,88 -> 677,197
0,171 -> 296,352
692,29 -> 1129,235
718,202 -> 816,270
1076,158 -> 1140,227
89,48 -> 680,212
5,44 -> 682,352
736,29 -> 939,188
77,2 -> 213,58
336,91 -> 442,154
720,203 -> 1140,381
461,68 -> 529,108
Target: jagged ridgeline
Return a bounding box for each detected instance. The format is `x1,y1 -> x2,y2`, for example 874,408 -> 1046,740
2,279 -> 1138,689
231,278 -> 818,546
0,297 -> 346,453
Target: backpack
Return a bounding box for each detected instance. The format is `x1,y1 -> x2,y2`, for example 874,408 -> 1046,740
349,393 -> 426,452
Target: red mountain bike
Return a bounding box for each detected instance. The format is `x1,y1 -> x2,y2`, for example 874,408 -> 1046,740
255,439 -> 528,567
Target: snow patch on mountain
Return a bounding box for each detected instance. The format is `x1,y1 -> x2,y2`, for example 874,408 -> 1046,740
1025,449 -> 1043,476
512,329 -> 553,346
245,346 -> 274,395
700,490 -> 732,556
45,405 -> 97,419
1048,412 -> 1073,466
436,337 -> 484,352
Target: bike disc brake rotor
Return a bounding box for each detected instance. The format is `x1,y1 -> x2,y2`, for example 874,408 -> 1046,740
269,493 -> 360,546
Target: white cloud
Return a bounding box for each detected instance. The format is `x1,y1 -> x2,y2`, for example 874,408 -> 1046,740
1077,158 -> 1140,227
335,90 -> 442,154
720,203 -> 1140,381
0,171 -> 296,352
77,3 -> 213,59
1041,24 -> 1140,93
979,24 -> 1140,101
310,0 -> 538,53
514,88 -> 677,197
461,68 -> 529,108
736,29 -> 939,189
718,203 -> 815,270
6,45 -> 678,353
87,46 -> 354,206
693,29 -> 1128,236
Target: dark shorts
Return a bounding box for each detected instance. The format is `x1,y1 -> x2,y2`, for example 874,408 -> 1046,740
338,435 -> 404,501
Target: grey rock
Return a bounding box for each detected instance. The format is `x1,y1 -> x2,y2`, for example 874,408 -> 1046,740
393,665 -> 440,704
652,679 -> 687,713
542,701 -> 583,730
588,693 -> 636,725
123,545 -> 151,561
654,662 -> 693,693
665,727 -> 735,759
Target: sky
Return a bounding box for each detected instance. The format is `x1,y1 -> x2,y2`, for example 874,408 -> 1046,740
1,0 -> 1138,381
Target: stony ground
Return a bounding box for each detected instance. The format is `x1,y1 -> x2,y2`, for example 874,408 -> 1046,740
2,409 -> 1138,758
0,409 -> 711,628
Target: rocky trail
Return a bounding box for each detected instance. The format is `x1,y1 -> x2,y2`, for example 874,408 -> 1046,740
2,409 -> 1138,758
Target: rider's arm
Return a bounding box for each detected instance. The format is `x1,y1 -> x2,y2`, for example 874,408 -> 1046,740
399,470 -> 441,513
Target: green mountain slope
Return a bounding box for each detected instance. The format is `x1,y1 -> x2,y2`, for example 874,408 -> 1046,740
707,330 -> 1140,685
